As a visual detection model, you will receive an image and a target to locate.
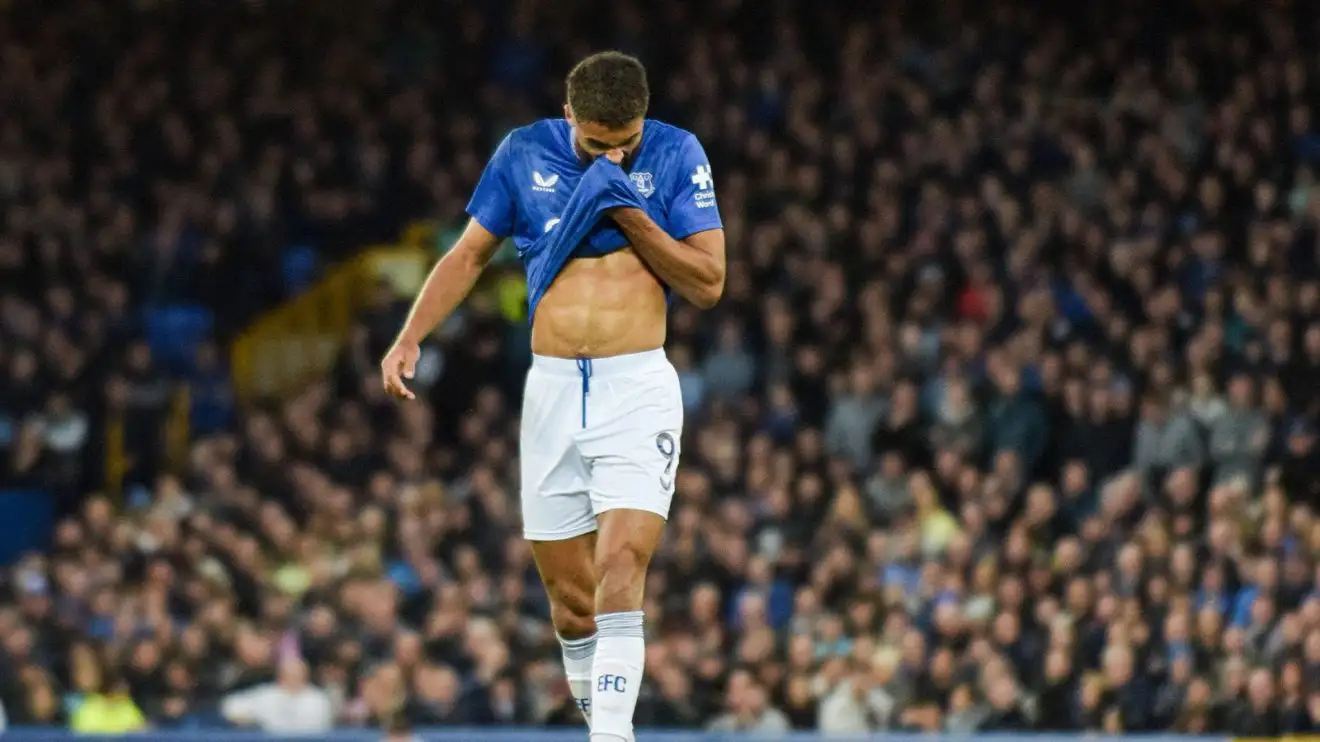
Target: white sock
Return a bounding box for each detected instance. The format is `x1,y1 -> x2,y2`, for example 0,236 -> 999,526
558,632 -> 596,726
590,611 -> 645,742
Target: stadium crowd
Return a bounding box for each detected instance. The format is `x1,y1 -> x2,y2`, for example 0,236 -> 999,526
7,0 -> 1320,735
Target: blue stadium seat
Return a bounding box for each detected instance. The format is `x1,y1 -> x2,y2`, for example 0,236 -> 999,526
282,245 -> 320,295
0,491 -> 53,565
145,305 -> 214,374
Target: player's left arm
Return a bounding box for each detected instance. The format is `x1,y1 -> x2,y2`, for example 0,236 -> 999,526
608,134 -> 726,308
609,210 -> 724,308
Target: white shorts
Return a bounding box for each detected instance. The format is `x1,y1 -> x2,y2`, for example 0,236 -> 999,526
519,349 -> 683,541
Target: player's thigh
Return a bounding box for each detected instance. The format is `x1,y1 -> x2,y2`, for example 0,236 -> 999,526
520,367 -> 595,541
530,532 -> 598,620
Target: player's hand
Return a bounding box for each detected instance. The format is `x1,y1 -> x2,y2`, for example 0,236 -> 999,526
381,341 -> 420,401
603,148 -> 625,165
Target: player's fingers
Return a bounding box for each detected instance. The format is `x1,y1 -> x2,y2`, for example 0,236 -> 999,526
387,378 -> 414,401
605,148 -> 624,164
383,356 -> 403,388
391,374 -> 414,400
382,355 -> 416,400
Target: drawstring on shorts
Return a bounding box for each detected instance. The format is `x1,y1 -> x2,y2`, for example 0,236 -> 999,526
575,357 -> 593,428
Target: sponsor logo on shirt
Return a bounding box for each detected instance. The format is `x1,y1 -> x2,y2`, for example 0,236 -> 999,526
532,171 -> 559,193
691,165 -> 715,208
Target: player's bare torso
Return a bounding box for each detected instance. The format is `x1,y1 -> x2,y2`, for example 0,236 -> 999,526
531,248 -> 667,358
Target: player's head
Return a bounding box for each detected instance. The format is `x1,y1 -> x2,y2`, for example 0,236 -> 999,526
565,51 -> 649,161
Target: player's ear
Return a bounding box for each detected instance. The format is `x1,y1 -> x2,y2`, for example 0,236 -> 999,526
563,104 -> 573,124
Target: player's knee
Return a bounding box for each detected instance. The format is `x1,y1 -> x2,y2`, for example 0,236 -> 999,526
543,574 -> 595,636
551,600 -> 596,637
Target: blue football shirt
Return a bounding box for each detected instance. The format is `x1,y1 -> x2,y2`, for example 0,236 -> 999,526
466,118 -> 723,320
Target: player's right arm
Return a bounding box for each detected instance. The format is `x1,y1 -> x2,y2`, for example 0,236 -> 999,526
381,220 -> 503,400
382,133 -> 517,400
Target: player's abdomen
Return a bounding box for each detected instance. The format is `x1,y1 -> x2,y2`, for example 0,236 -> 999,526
532,248 -> 667,358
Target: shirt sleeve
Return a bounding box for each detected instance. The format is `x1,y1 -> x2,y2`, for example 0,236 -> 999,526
466,133 -> 517,237
665,134 -> 723,240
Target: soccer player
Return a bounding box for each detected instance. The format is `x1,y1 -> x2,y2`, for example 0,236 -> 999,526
380,52 -> 724,741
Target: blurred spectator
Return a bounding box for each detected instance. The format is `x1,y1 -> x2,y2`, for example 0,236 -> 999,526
219,656 -> 334,733
817,656 -> 896,733
706,670 -> 791,733
978,675 -> 1029,731
1210,375 -> 1272,485
1228,667 -> 1282,736
69,674 -> 145,735
403,663 -> 484,726
1133,392 -> 1205,484
985,365 -> 1048,475
825,365 -> 886,469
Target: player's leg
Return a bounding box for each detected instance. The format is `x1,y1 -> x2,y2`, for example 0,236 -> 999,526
531,534 -> 598,725
519,359 -> 600,726
578,352 -> 683,742
589,508 -> 665,742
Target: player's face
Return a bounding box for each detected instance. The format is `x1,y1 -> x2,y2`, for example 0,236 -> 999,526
566,106 -> 644,165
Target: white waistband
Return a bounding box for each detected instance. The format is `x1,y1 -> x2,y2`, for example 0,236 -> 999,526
531,348 -> 667,377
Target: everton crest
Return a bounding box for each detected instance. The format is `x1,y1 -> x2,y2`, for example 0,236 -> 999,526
630,171 -> 656,198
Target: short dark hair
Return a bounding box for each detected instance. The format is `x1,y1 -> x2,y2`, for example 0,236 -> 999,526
566,51 -> 649,129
